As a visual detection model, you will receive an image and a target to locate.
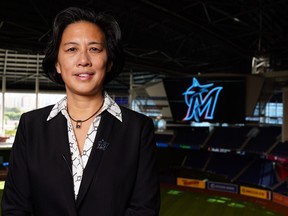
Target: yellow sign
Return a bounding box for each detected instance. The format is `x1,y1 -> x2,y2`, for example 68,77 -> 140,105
240,186 -> 270,200
177,177 -> 206,189
0,181 -> 5,190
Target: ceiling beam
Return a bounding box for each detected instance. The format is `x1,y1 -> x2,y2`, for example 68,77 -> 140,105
140,0 -> 250,57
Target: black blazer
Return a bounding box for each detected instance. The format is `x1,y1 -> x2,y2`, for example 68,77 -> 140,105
1,105 -> 160,215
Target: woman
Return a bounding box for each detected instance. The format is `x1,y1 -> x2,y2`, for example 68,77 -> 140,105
2,7 -> 160,215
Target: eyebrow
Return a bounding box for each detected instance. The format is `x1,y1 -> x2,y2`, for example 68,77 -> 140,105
63,41 -> 104,46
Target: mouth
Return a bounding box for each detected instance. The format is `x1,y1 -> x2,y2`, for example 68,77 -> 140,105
75,72 -> 94,78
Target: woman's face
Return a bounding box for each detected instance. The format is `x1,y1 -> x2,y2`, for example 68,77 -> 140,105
55,21 -> 111,97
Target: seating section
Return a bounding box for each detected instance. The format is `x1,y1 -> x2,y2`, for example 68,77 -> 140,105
156,125 -> 285,190
270,141 -> 288,157
204,153 -> 256,179
155,133 -> 173,147
236,158 -> 279,188
204,126 -> 251,150
273,181 -> 288,196
183,150 -> 211,170
170,126 -> 209,149
243,126 -> 281,154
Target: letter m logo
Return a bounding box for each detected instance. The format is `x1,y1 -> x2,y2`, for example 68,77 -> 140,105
182,78 -> 223,122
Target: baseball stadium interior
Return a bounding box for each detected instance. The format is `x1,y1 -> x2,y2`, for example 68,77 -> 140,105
1,0 -> 288,215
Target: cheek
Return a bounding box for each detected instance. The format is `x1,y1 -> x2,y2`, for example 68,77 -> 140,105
95,58 -> 108,69
93,54 -> 109,68
56,58 -> 74,74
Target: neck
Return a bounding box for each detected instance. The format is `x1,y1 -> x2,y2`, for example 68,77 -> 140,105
66,92 -> 104,120
67,99 -> 104,129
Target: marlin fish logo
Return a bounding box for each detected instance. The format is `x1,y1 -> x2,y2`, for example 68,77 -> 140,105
182,78 -> 223,122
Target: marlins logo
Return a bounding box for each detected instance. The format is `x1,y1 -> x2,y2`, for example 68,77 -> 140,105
183,78 -> 223,122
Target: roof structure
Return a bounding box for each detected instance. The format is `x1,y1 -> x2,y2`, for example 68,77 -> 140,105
0,0 -> 288,98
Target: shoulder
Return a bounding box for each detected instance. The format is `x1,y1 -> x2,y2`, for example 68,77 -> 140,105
21,105 -> 54,121
119,106 -> 153,125
15,105 -> 55,133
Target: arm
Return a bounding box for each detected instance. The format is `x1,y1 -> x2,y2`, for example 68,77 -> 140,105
1,115 -> 33,215
125,118 -> 160,216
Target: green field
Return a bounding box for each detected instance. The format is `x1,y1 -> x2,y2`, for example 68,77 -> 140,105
0,182 -> 285,215
160,186 -> 284,216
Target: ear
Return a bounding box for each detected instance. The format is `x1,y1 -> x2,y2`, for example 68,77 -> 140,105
106,61 -> 113,72
55,62 -> 61,74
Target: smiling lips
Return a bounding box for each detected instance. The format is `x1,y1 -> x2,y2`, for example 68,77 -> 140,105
75,72 -> 94,78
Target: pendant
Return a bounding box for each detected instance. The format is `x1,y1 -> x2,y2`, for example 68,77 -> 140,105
76,121 -> 82,129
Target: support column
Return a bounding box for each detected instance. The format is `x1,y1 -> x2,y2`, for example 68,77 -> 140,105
35,53 -> 39,109
282,88 -> 288,142
1,50 -> 8,135
129,70 -> 133,109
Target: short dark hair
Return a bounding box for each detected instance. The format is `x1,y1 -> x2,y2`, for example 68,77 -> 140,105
42,7 -> 124,85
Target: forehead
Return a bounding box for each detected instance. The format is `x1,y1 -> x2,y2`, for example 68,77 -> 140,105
61,21 -> 105,42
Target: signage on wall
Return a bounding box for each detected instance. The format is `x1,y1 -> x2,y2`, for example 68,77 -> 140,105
163,76 -> 246,124
182,78 -> 223,122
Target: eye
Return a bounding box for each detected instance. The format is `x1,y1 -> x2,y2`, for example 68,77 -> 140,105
90,47 -> 102,53
66,47 -> 77,52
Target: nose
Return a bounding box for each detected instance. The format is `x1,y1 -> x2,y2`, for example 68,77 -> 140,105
77,51 -> 92,67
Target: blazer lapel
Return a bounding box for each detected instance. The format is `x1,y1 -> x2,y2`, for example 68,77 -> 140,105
76,111 -> 116,207
52,114 -> 76,201
43,113 -> 77,213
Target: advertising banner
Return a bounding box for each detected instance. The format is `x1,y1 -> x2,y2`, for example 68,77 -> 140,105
177,177 -> 206,189
207,181 -> 238,194
240,186 -> 271,200
273,193 -> 288,207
